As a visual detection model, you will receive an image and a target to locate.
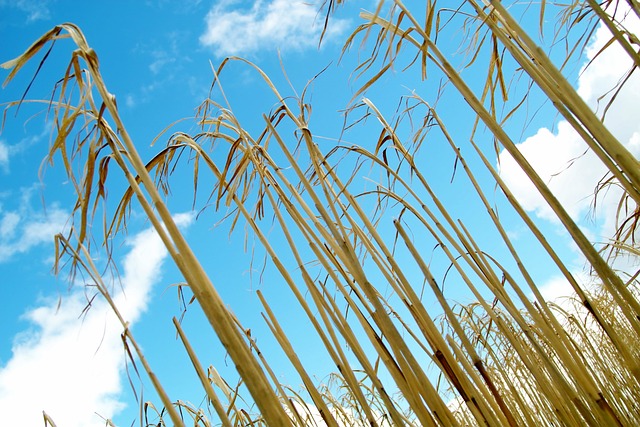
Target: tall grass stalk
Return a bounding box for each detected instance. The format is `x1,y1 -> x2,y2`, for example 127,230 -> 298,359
2,1 -> 639,425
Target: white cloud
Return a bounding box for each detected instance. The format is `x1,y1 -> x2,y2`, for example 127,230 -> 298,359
0,213 -> 194,426
498,6 -> 640,236
534,270 -> 594,311
125,94 -> 136,108
199,0 -> 350,57
148,32 -> 183,75
0,294 -> 125,426
0,0 -> 51,22
0,205 -> 68,262
0,211 -> 19,239
498,121 -> 605,223
0,122 -> 50,174
0,142 -> 8,173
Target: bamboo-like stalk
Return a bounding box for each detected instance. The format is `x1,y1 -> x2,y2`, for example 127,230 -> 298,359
2,24 -> 292,427
360,3 -> 640,375
191,128 -> 386,424
42,412 -> 58,427
306,148 -> 504,425
478,0 -> 640,318
53,235 -> 185,427
473,0 -> 640,206
4,2 -> 640,426
172,318 -> 234,427
393,219 -> 516,426
159,120 -> 409,426
342,135 -> 592,422
264,120 -> 458,426
257,291 -> 340,427
312,88 -> 632,422
587,0 -> 640,68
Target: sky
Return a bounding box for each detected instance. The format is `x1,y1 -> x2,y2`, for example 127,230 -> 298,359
0,1 -> 638,426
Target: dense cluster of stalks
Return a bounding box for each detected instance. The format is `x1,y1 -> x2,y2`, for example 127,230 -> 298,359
2,0 -> 640,426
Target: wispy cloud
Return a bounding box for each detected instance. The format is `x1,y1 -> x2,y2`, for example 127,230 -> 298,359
535,271 -> 591,308
0,121 -> 50,174
0,214 -> 193,426
147,32 -> 184,75
0,0 -> 51,22
126,32 -> 194,108
499,7 -> 640,237
0,141 -> 8,173
125,94 -> 137,108
199,0 -> 350,57
0,203 -> 68,262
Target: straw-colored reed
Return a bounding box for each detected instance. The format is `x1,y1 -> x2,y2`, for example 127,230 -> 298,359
3,1 -> 639,425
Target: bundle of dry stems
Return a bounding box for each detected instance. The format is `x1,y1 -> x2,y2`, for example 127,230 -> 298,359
2,0 -> 640,425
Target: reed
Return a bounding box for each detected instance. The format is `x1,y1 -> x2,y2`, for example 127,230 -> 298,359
2,0 -> 639,425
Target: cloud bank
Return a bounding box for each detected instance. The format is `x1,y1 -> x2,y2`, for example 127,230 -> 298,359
499,7 -> 640,300
499,8 -> 640,234
0,214 -> 193,426
199,0 -> 350,57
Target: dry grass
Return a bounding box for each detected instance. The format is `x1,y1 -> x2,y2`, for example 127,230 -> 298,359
2,0 -> 639,426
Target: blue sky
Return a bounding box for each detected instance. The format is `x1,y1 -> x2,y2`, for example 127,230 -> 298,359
0,1 -> 639,426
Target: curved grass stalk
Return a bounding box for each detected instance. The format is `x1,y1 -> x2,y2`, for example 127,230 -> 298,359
156,116 -> 408,425
257,291 -> 340,427
476,0 -> 640,202
318,127 -> 604,424
358,2 -> 640,371
4,2 -> 640,426
262,119 -> 457,426
2,24 -> 292,426
332,102 -> 632,422
342,97 -> 604,408
172,318 -> 234,427
54,234 -> 185,427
